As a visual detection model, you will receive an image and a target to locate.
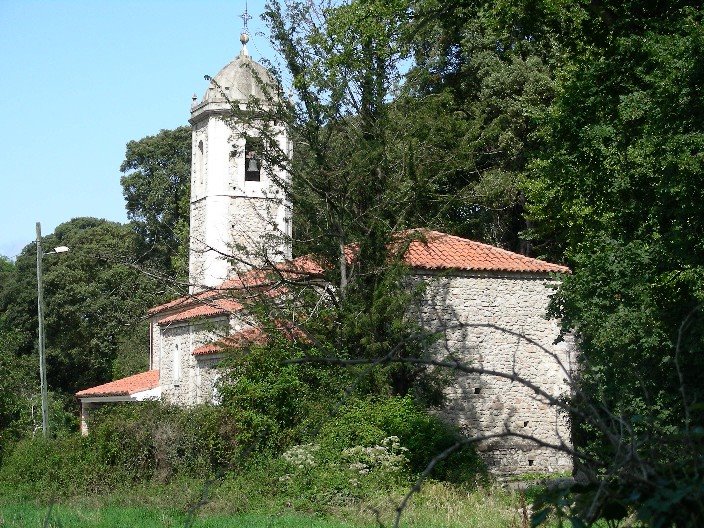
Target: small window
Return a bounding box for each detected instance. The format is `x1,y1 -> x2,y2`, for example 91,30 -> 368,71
528,459 -> 535,467
244,137 -> 262,182
197,140 -> 204,185
474,387 -> 481,395
173,342 -> 182,384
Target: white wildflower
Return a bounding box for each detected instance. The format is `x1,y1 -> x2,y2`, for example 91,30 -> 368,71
282,443 -> 320,469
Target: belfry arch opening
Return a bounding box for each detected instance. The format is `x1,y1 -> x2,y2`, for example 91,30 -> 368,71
244,136 -> 262,182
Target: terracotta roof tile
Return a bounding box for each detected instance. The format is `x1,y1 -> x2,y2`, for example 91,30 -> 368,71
193,322 -> 308,356
148,288 -> 220,315
157,298 -> 242,325
192,327 -> 268,356
148,230 -> 568,323
402,230 -> 570,274
76,370 -> 160,398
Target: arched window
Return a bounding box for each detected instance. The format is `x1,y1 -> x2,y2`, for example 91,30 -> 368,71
173,342 -> 182,384
197,140 -> 204,185
244,137 -> 262,182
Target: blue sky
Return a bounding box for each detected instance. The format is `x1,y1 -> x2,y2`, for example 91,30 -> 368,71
0,0 -> 274,259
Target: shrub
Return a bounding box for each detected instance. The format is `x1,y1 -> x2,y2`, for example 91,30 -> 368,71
218,340 -> 351,454
317,396 -> 484,483
277,436 -> 410,508
0,401 -> 243,495
87,402 -> 241,481
0,435 -> 105,498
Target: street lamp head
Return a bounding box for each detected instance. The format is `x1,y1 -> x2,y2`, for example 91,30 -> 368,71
53,246 -> 70,254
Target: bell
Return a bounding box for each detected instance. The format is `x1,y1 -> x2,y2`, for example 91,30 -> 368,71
247,157 -> 259,172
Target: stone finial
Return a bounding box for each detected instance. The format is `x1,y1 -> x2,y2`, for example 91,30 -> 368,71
240,32 -> 250,57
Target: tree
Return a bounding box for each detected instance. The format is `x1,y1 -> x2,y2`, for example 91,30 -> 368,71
120,126 -> 191,279
389,0 -> 587,252
238,0 -> 465,401
0,256 -> 38,449
519,3 -> 704,524
526,3 -> 704,426
257,2 -> 704,524
0,218 -> 168,395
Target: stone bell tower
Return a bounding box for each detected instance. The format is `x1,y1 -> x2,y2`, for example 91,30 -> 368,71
188,25 -> 292,291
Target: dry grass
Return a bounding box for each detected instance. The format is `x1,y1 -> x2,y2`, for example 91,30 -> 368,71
1,477 -> 531,528
319,481 -> 525,527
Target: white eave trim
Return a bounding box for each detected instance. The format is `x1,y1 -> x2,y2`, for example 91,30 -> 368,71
79,385 -> 161,404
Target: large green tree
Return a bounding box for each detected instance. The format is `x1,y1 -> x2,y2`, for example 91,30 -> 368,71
0,257 -> 37,449
0,218 -> 168,395
220,0 -> 443,400
120,126 -> 191,279
527,4 -> 704,423
393,0 -> 584,251
522,3 -> 704,523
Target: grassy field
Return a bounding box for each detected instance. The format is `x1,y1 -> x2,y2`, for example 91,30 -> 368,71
0,482 -> 527,528
0,504 -> 361,528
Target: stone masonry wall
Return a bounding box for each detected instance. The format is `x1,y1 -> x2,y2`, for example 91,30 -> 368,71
189,199 -> 208,289
158,317 -> 229,406
413,271 -> 574,474
194,356 -> 222,405
229,196 -> 287,267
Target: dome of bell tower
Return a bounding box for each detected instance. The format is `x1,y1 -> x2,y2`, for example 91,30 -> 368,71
196,32 -> 275,109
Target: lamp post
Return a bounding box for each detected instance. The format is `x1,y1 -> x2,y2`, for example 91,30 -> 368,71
36,222 -> 69,438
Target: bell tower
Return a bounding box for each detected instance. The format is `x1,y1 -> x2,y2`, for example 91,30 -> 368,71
188,18 -> 292,291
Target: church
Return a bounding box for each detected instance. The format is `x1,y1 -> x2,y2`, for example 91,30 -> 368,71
77,28 -> 574,475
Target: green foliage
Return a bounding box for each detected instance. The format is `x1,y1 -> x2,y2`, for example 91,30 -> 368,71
395,0 -> 582,251
0,402 -> 241,497
0,218 -> 167,395
218,340 -> 351,453
0,503 -> 362,528
527,0 -> 704,446
317,396 -> 483,483
87,403 -> 240,482
0,435 -> 94,498
522,3 -> 704,525
112,321 -> 150,380
0,396 -> 485,516
0,487 -> 521,528
120,126 -> 191,278
277,437 -> 411,507
0,340 -> 34,453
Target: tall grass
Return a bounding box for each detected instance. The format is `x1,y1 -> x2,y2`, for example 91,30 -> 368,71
0,482 -> 523,528
0,503 -> 361,528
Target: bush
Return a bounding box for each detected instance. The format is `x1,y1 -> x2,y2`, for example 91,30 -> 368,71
0,435 -> 105,498
0,396 -> 483,508
0,401 -> 243,496
87,402 -> 241,481
218,340 -> 351,454
317,396 -> 484,483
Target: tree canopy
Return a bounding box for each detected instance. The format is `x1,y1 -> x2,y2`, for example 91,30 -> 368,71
0,218 -> 168,396
120,126 -> 191,279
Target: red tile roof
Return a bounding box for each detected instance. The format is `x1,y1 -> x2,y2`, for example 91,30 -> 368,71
192,327 -> 268,356
148,257 -> 323,318
148,288 -> 220,315
193,322 -> 309,356
148,230 -> 568,324
158,298 -> 243,325
76,370 -> 160,398
402,230 -> 570,274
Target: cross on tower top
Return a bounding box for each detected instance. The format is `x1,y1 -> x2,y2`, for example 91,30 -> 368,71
240,3 -> 252,31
